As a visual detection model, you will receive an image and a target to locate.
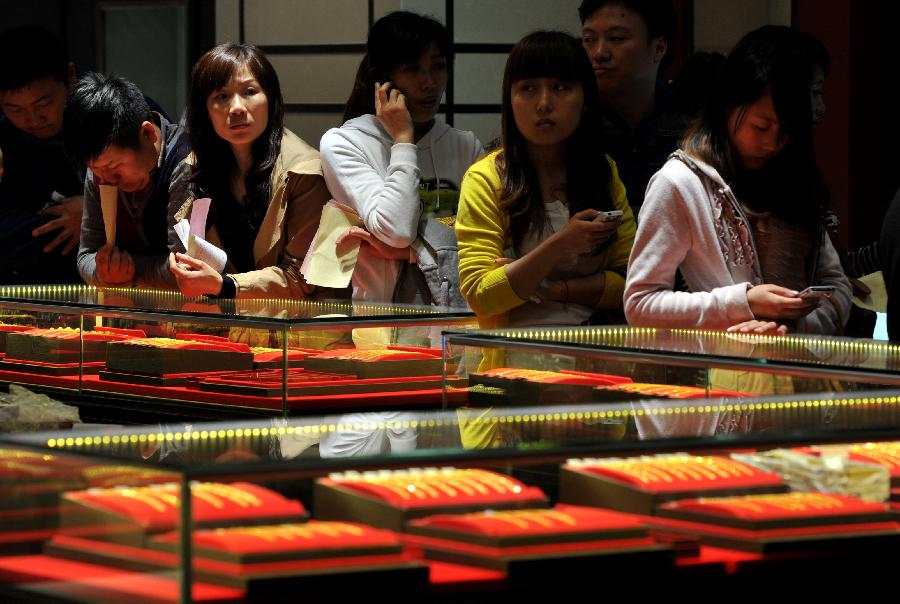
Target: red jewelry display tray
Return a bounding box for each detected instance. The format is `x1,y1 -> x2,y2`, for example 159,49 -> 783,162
196,368 -> 464,398
401,505 -> 674,575
44,532 -> 429,596
468,368 -> 633,405
594,382 -> 754,401
150,521 -> 403,563
63,481 -> 306,534
656,492 -> 892,530
0,359 -> 105,376
559,456 -> 787,515
649,493 -> 900,555
82,372 -> 461,410
0,554 -> 242,603
315,469 -> 549,531
299,346 -> 443,379
406,504 -> 649,547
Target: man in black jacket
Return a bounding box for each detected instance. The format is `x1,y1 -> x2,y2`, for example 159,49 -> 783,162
579,0 -> 691,216
0,25 -> 84,283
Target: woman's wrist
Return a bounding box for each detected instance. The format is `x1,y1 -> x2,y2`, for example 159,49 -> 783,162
209,274 -> 236,298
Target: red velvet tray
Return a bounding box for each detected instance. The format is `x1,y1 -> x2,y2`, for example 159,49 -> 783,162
406,504 -> 649,546
402,505 -> 673,574
324,469 -> 546,510
81,372 -> 461,411
300,346 -> 443,379
0,359 -> 104,376
151,521 -> 403,563
45,531 -> 429,596
197,368 -> 463,398
469,367 -> 633,405
315,469 -> 549,531
594,382 -> 754,401
0,553 -> 243,603
560,455 -> 787,515
104,337 -> 254,375
649,494 -> 900,554
657,492 -> 892,529
5,327 -> 144,364
63,481 -> 306,533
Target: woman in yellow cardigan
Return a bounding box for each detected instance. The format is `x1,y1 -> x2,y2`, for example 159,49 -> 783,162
456,31 -> 635,332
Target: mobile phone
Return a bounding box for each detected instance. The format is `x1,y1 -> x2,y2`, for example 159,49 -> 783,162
594,210 -> 623,222
797,285 -> 835,299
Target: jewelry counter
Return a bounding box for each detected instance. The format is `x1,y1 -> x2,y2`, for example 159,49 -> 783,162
0,387 -> 898,602
0,285 -> 474,420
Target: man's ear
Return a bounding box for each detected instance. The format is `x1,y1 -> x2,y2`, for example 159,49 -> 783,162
652,36 -> 668,65
67,62 -> 77,87
140,120 -> 158,144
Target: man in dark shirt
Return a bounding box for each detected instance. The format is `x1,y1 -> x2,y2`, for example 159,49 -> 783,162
579,0 -> 691,216
64,73 -> 190,288
0,25 -> 84,283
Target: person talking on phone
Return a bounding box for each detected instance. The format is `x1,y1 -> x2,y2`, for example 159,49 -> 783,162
624,26 -> 851,337
319,11 -> 482,304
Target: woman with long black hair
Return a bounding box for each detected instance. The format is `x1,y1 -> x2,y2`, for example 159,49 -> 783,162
624,25 -> 850,336
320,11 -> 482,304
456,31 -> 635,330
169,43 -> 336,299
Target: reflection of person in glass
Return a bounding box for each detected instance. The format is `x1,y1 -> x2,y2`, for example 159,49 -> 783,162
319,412 -> 417,458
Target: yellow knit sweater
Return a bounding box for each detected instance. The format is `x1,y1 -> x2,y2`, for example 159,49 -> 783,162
455,149 -> 636,330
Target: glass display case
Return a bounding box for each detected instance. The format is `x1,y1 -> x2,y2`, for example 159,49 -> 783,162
0,390 -> 898,602
0,285 -> 474,418
441,326 -> 900,416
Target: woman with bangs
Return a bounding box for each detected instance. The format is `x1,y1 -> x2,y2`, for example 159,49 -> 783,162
456,30 -> 635,330
624,26 -> 850,336
320,11 -> 482,304
168,43 -> 336,299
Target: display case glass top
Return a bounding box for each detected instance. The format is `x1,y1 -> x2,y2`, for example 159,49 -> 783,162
0,284 -> 473,324
444,326 -> 900,385
5,388 -> 900,474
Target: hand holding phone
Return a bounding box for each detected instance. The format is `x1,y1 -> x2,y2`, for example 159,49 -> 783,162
593,210 -> 623,222
796,285 -> 835,300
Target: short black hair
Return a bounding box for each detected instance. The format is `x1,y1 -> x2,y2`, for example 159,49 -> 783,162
63,72 -> 151,164
0,25 -> 70,92
579,0 -> 676,44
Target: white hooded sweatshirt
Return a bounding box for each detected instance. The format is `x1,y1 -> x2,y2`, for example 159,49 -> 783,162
320,115 -> 482,302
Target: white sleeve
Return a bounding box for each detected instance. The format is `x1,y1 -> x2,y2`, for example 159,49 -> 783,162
320,129 -> 421,248
624,173 -> 755,329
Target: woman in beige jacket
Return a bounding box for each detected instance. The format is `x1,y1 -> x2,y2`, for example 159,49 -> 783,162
169,43 -> 341,300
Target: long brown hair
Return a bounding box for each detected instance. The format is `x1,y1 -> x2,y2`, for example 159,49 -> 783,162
498,31 -> 613,250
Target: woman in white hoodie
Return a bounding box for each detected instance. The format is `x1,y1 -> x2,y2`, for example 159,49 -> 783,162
624,26 -> 850,337
319,11 -> 482,303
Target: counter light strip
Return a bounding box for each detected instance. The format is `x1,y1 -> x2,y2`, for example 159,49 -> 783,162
43,395 -> 900,450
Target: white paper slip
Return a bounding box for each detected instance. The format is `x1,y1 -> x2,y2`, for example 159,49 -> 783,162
300,201 -> 364,289
98,185 -> 118,245
174,218 -> 228,273
188,234 -> 228,273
